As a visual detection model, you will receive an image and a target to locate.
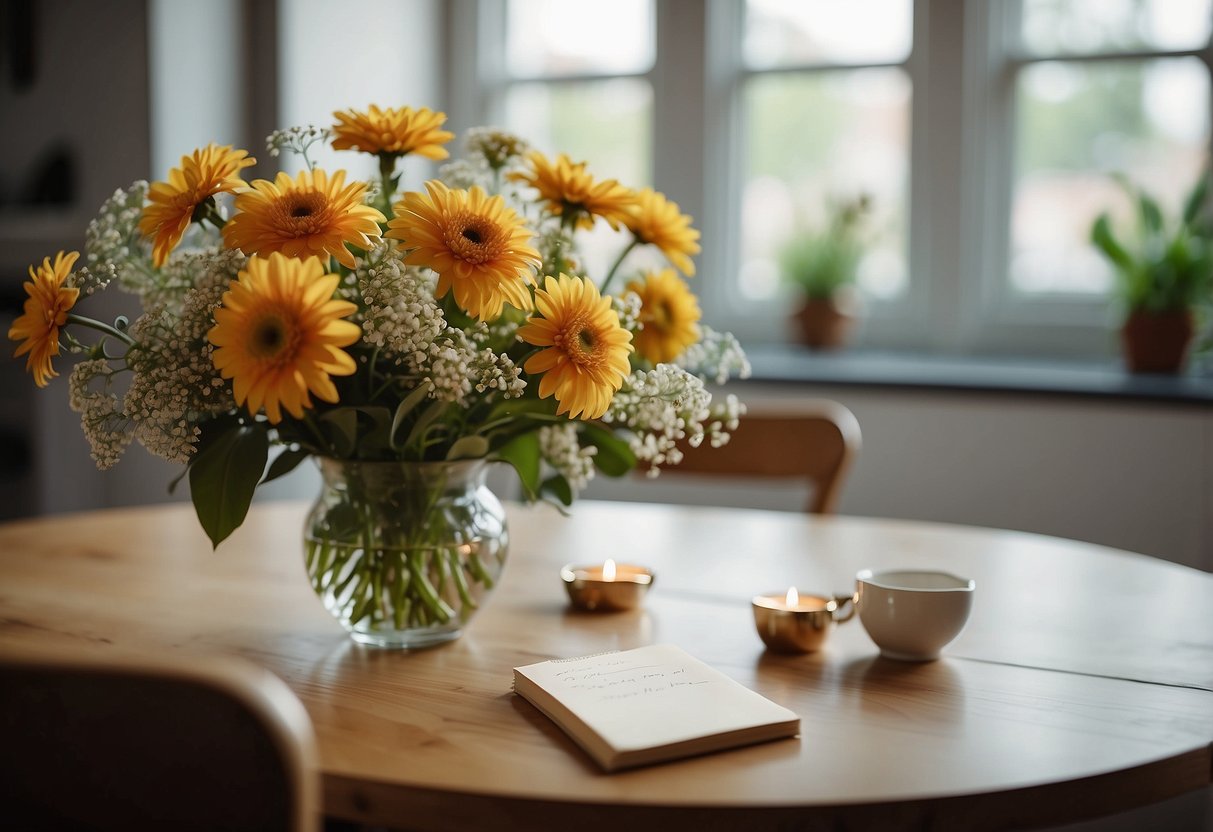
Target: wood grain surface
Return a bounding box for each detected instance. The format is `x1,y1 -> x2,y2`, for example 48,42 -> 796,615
0,500 -> 1209,831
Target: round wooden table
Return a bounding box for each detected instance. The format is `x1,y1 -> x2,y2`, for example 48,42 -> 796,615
0,500 -> 1210,830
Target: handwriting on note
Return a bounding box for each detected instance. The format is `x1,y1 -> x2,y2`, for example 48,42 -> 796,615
553,658 -> 713,701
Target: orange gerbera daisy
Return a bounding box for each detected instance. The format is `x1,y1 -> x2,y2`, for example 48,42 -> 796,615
508,152 -> 636,231
139,144 -> 255,266
222,168 -> 385,269
8,251 -> 80,388
208,253 -> 361,424
387,181 -> 540,321
518,274 -> 633,420
625,188 -> 701,276
627,269 -> 702,364
331,105 -> 455,159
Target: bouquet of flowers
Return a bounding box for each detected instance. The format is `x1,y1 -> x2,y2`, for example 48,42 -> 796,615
8,104 -> 747,642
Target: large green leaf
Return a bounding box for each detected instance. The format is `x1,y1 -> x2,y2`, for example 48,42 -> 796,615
541,474 -> 574,507
390,386 -> 433,450
189,424 -> 269,548
494,432 -> 541,499
581,424 -> 636,477
262,447 -> 308,485
446,435 -> 490,460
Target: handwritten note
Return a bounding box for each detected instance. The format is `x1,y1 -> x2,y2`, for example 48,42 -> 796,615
514,644 -> 799,771
553,657 -> 710,701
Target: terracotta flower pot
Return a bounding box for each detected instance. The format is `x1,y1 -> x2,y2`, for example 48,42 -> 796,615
793,297 -> 853,350
1120,308 -> 1194,374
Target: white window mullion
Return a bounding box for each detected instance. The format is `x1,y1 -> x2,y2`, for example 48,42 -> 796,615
700,0 -> 746,330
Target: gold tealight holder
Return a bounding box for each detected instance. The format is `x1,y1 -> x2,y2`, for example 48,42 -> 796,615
561,559 -> 654,611
752,587 -> 855,653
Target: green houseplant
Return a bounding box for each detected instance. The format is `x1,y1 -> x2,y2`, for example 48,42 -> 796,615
1090,171 -> 1213,373
780,194 -> 870,349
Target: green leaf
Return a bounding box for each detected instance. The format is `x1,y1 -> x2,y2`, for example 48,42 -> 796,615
262,447 -> 309,484
390,386 -> 432,449
1091,214 -> 1133,274
404,401 -> 449,453
189,424 -> 269,548
1137,192 -> 1163,234
319,408 -> 358,456
1182,172 -> 1210,226
541,474 -> 574,507
494,432 -> 541,499
446,435 -> 490,460
581,423 -> 636,477
169,413 -> 242,494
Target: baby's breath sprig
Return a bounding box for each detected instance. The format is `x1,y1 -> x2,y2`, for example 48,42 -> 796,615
266,125 -> 334,170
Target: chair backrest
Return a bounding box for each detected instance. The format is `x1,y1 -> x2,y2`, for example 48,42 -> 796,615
0,645 -> 319,832
670,398 -> 861,514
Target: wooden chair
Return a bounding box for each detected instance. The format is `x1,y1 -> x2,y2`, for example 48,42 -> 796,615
0,645 -> 320,832
669,398 -> 861,514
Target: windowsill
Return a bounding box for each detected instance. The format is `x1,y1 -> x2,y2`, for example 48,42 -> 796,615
741,345 -> 1213,405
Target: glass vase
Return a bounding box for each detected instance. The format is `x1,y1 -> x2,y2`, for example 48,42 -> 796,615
304,458 -> 508,649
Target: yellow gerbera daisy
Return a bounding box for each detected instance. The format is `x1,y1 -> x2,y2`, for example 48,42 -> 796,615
627,269 -> 702,364
8,251 -> 80,388
331,105 -> 454,160
508,152 -> 636,231
625,188 -> 701,276
222,168 -> 385,270
387,181 -> 540,321
139,144 -> 256,266
518,274 -> 633,420
208,253 -> 361,424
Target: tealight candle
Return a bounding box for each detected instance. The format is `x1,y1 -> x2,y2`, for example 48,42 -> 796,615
561,558 -> 654,611
752,586 -> 855,653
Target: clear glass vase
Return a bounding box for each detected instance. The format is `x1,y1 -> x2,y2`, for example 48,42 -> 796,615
304,458 -> 508,649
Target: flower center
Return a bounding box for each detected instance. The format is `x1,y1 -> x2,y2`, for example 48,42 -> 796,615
650,300 -> 673,330
247,311 -> 299,363
555,315 -> 605,368
446,214 -> 502,264
279,192 -> 329,234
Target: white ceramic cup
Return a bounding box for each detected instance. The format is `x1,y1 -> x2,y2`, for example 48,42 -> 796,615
855,569 -> 975,661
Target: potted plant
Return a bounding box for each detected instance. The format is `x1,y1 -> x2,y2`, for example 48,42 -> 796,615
1090,170 -> 1212,373
780,194 -> 870,349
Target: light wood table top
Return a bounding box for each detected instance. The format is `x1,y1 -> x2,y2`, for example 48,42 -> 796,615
0,500 -> 1210,831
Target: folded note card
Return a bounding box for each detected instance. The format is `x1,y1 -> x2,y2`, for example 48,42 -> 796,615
513,643 -> 799,772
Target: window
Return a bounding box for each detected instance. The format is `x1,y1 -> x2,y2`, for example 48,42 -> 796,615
1008,0 -> 1212,297
738,0 -> 913,302
477,0 -> 655,275
460,0 -> 1213,359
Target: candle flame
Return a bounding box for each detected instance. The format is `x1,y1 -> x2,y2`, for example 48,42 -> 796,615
603,558 -> 617,582
785,586 -> 799,607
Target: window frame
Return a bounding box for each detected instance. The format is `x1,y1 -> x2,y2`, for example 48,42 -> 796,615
451,0 -> 1213,359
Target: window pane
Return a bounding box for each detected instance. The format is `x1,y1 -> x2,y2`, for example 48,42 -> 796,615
1010,58 -> 1210,295
503,79 -> 652,276
741,69 -> 910,301
745,0 -> 912,69
1022,0 -> 1213,56
506,0 -> 654,77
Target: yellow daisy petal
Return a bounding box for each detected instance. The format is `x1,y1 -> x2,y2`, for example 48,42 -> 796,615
386,181 -> 540,321
518,273 -> 634,420
7,251 -> 80,388
626,268 -> 702,364
222,168 -> 385,269
207,252 -> 361,424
